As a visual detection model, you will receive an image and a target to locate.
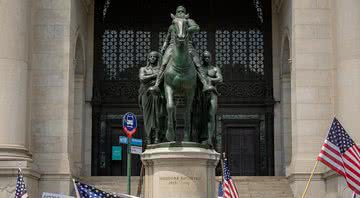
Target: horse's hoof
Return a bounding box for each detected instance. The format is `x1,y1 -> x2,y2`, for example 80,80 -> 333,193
208,140 -> 214,148
183,135 -> 190,142
166,130 -> 175,142
216,146 -> 222,153
201,140 -> 213,147
154,138 -> 160,144
201,140 -> 208,145
144,137 -> 151,145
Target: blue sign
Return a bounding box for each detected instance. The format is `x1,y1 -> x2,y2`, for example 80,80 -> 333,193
112,146 -> 122,160
122,112 -> 137,137
131,138 -> 143,146
119,136 -> 142,146
120,136 -> 128,144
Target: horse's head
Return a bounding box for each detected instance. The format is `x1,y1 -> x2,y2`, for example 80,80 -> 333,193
171,14 -> 189,44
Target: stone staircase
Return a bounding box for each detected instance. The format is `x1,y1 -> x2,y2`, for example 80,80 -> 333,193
81,176 -> 293,198
81,176 -> 142,196
229,176 -> 293,198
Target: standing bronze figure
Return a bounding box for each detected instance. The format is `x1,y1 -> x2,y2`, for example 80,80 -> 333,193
139,51 -> 163,144
201,51 -> 223,148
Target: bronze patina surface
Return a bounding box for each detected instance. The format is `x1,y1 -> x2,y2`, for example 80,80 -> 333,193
139,6 -> 222,151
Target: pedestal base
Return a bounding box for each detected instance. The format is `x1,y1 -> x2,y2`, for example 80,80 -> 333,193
141,143 -> 220,198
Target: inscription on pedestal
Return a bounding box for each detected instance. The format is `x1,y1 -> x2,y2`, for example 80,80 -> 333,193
159,176 -> 201,186
141,147 -> 220,198
156,172 -> 205,197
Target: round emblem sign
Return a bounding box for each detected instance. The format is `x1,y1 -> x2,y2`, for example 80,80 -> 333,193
122,112 -> 137,138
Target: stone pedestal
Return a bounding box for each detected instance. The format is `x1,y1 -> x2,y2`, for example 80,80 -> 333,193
141,143 -> 220,198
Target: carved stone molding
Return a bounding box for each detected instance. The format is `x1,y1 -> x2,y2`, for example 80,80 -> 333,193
287,173 -> 323,183
0,144 -> 32,161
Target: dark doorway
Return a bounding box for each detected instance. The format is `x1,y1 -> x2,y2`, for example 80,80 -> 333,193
226,126 -> 259,176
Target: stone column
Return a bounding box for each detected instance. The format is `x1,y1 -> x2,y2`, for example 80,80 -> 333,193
335,0 -> 360,142
289,0 -> 333,197
0,0 -> 39,197
0,0 -> 30,158
328,1 -> 360,197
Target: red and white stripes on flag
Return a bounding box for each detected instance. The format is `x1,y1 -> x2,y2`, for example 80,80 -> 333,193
317,118 -> 360,195
223,158 -> 239,198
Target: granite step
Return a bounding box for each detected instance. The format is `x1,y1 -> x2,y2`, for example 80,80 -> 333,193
80,176 -> 293,197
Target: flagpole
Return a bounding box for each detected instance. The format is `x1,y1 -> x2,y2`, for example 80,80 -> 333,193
72,179 -> 81,198
137,164 -> 144,197
301,160 -> 319,198
221,152 -> 225,182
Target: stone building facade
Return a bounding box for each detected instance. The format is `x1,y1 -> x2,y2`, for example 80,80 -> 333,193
0,0 -> 359,197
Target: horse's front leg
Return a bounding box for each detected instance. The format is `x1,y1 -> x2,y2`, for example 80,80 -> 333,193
183,87 -> 196,142
164,84 -> 175,141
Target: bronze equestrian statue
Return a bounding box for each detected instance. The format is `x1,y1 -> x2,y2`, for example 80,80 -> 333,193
140,6 -> 221,149
149,6 -> 214,142
149,14 -> 197,141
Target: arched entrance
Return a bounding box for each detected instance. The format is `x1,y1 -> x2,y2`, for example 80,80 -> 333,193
92,0 -> 274,176
71,36 -> 86,176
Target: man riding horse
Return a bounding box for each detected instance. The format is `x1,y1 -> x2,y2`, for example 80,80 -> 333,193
150,5 -> 214,93
148,5 -> 215,142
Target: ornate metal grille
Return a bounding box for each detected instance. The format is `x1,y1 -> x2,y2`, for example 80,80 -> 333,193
135,31 -> 151,65
248,29 -> 264,76
102,30 -> 152,80
193,31 -> 208,61
158,32 -> 167,51
215,30 -> 231,66
216,29 -> 264,78
99,27 -> 268,101
232,30 -> 247,66
254,0 -> 264,23
102,30 -> 118,80
117,30 -> 134,74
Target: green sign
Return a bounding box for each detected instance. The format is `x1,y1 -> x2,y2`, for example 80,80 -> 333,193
112,146 -> 122,160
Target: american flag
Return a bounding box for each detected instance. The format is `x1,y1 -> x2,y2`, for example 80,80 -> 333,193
317,118 -> 360,194
223,158 -> 239,198
218,181 -> 224,198
73,179 -> 138,198
15,168 -> 28,198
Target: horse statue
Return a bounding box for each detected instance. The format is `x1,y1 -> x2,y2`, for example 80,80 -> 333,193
150,15 -> 197,142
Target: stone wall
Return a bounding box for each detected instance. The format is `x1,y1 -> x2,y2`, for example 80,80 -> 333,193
273,0 -> 293,176
283,0 -> 360,197
288,0 -> 335,197
69,0 -> 92,178
29,0 -> 92,195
